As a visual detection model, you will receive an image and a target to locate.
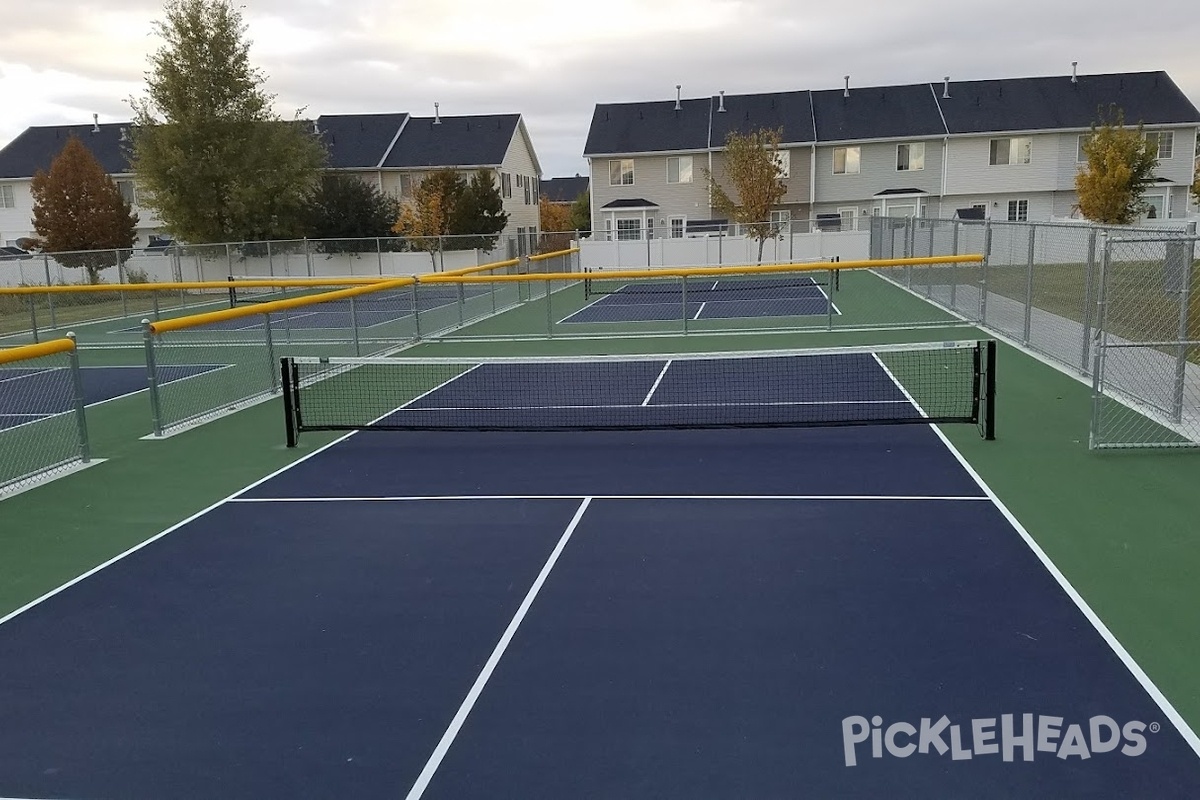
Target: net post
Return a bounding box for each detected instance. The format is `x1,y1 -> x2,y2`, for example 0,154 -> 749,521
227,276 -> 236,308
411,277 -> 422,340
349,295 -> 362,357
28,294 -> 39,344
263,313 -> 278,394
546,277 -> 554,338
143,320 -> 163,438
983,340 -> 997,440
681,275 -> 689,335
281,357 -> 298,447
118,253 -> 128,319
457,280 -> 465,328
65,332 -> 91,462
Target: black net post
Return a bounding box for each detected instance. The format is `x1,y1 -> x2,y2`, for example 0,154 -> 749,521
227,276 -> 236,308
984,340 -> 997,440
282,357 -> 298,447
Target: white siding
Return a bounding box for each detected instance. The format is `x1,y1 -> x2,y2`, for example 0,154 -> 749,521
498,122 -> 540,235
813,139 -> 944,205
1,176 -> 166,246
944,134 -> 1061,195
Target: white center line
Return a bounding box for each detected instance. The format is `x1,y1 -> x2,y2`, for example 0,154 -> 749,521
641,360 -> 673,406
693,302 -> 707,320
404,497 -> 593,800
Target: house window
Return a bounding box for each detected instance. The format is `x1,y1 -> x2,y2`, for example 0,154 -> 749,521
117,180 -> 137,205
972,203 -> 988,217
616,219 -> 641,240
524,182 -> 531,205
1144,195 -> 1166,219
833,147 -> 860,174
1146,131 -> 1174,160
500,173 -> 512,199
646,218 -> 655,239
669,217 -> 686,238
990,137 -> 1032,165
667,156 -> 693,184
1007,199 -> 1029,222
774,150 -> 791,178
770,209 -> 791,233
401,173 -> 424,197
897,143 -> 925,171
609,159 -> 634,186
533,181 -> 539,203
1077,134 -> 1092,163
837,207 -> 858,230
0,185 -> 13,208
605,219 -> 613,241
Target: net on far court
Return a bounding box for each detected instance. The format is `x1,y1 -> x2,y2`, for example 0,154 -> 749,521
280,340 -> 996,445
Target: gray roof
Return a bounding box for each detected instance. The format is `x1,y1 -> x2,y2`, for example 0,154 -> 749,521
585,98 -> 711,156
584,71 -> 1200,156
601,198 -> 658,208
937,71 -> 1200,134
316,113 -> 409,169
0,123 -> 133,179
383,114 -> 521,169
541,175 -> 589,203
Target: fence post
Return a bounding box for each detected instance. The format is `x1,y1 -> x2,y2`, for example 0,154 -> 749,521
305,238 -> 314,278
1080,228 -> 1098,374
377,238 -> 384,276
1171,237 -> 1193,424
1023,225 -> 1036,345
681,275 -> 689,335
143,320 -> 163,437
28,295 -> 39,344
546,277 -> 554,338
225,243 -> 233,277
949,222 -> 960,311
349,295 -> 362,357
979,221 -> 992,324
264,312 -> 278,394
826,267 -> 835,331
411,278 -> 422,340
66,332 -> 91,463
1088,234 -> 1112,449
437,238 -> 445,272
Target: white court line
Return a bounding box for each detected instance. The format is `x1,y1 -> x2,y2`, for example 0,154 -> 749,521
0,413 -> 48,419
404,497 -> 592,800
229,494 -> 991,503
0,367 -> 56,385
693,302 -> 706,320
869,352 -> 1200,758
641,361 -> 672,406
556,293 -> 610,324
384,399 -> 911,412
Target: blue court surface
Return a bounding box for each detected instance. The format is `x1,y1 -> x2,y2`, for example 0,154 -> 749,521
0,358 -> 1198,798
565,276 -> 839,323
0,364 -> 223,430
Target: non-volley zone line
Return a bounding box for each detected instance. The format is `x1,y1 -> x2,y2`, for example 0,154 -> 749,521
228,494 -> 993,503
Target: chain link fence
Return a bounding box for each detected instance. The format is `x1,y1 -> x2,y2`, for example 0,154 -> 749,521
1090,235 -> 1200,449
0,336 -> 92,496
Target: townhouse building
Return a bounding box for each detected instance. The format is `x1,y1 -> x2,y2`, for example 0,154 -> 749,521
0,110 -> 542,249
583,70 -> 1200,239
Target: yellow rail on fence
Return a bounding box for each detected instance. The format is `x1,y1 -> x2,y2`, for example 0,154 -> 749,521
0,337 -> 75,365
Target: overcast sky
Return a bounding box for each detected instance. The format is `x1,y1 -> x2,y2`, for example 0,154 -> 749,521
3,0 -> 1199,178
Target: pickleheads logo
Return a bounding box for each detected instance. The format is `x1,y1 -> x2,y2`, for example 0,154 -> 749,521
842,714 -> 1158,767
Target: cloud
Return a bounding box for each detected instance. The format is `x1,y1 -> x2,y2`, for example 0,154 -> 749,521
2,0 -> 1198,177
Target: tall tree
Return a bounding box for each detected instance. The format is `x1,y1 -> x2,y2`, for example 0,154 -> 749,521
393,169 -> 465,269
1192,161 -> 1199,209
129,0 -> 325,244
450,169 -> 508,251
30,135 -> 139,283
568,191 -> 591,235
306,174 -> 400,252
1075,106 -> 1158,225
539,196 -> 574,252
705,127 -> 788,262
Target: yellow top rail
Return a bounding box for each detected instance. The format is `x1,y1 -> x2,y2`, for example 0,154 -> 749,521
528,247 -> 579,263
0,337 -> 75,365
419,254 -> 982,284
149,277 -> 416,334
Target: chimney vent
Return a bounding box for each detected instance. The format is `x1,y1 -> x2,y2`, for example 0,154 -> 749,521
844,76 -> 850,98
433,102 -> 441,124
312,120 -> 320,135
718,91 -> 726,113
1071,61 -> 1078,84
942,76 -> 950,99
675,85 -> 681,112
92,113 -> 100,133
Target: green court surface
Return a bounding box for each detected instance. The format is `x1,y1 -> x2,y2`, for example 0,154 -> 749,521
2,268 -> 1199,746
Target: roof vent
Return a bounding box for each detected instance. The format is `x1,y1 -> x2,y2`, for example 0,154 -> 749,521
312,120 -> 320,135
843,76 -> 850,99
433,102 -> 441,125
675,85 -> 682,112
718,91 -> 726,113
1071,61 -> 1078,84
92,113 -> 100,133
942,76 -> 950,99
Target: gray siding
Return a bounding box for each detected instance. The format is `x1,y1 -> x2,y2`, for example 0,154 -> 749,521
944,134 -> 1062,195
709,148 -> 812,209
499,124 -> 541,234
812,139 -> 944,205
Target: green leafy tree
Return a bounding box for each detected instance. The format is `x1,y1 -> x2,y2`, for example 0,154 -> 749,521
568,191 -> 591,236
30,135 -> 139,283
129,0 -> 326,244
704,127 -> 788,263
450,169 -> 508,251
393,169 -> 465,269
306,175 -> 400,253
1075,106 -> 1158,225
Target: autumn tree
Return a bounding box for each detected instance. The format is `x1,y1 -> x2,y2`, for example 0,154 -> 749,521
1192,161 -> 1199,208
705,127 -> 788,262
30,135 -> 139,283
450,169 -> 508,251
538,195 -> 574,252
393,169 -> 465,269
306,175 -> 400,252
1075,106 -> 1158,225
129,0 -> 325,243
568,191 -> 591,236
